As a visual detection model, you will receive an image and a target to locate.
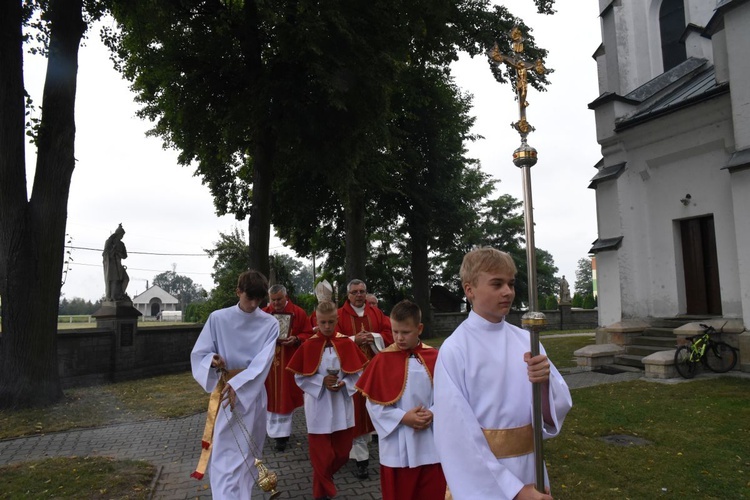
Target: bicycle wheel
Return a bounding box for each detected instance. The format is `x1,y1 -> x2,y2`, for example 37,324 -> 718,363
705,341 -> 737,373
674,345 -> 698,379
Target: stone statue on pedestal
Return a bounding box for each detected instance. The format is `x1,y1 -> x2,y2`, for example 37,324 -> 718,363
559,275 -> 571,305
103,224 -> 130,302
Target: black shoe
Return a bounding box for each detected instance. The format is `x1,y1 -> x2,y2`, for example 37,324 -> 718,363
275,437 -> 289,452
355,460 -> 369,480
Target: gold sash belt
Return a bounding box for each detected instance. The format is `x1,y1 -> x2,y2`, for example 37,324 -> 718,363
191,368 -> 242,480
482,424 -> 534,459
443,424 -> 534,500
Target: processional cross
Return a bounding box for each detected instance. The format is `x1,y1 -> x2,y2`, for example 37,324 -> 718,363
488,26 -> 547,493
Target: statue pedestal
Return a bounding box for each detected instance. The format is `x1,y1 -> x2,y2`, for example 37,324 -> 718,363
559,303 -> 573,329
92,300 -> 142,381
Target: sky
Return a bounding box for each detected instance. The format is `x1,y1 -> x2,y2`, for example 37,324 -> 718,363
23,2 -> 603,303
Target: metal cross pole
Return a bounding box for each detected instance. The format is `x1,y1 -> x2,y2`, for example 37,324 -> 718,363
489,27 -> 547,493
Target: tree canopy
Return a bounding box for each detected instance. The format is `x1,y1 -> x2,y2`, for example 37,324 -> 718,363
574,257 -> 594,297
152,270 -> 205,310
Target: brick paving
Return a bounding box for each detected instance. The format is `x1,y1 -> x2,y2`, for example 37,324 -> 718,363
0,362 -> 646,500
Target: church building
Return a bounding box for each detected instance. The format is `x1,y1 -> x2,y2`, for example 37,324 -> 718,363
588,0 -> 749,369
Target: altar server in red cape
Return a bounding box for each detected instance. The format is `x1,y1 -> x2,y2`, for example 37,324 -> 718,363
337,278 -> 393,479
287,300 -> 369,500
262,284 -> 313,451
356,300 -> 446,500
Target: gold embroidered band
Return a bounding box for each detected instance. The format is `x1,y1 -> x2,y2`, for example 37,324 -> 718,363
482,424 -> 534,458
191,368 -> 242,480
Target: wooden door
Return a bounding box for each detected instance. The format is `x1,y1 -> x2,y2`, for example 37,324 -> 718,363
680,216 -> 722,315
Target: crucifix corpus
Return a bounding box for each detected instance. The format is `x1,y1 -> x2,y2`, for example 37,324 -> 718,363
488,26 -> 547,493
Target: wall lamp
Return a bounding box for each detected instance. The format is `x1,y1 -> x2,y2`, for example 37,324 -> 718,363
680,194 -> 692,206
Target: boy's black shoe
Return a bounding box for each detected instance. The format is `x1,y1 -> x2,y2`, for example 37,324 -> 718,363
355,460 -> 369,480
274,437 -> 289,452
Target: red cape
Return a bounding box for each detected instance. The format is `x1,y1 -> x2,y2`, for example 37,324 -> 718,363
337,301 -> 394,347
355,342 -> 438,405
286,332 -> 369,376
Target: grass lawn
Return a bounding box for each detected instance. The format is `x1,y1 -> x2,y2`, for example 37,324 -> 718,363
0,372 -> 207,439
547,377 -> 750,499
0,456 -> 155,499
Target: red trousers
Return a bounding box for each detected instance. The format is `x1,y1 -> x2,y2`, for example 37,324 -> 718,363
308,428 -> 355,498
380,462 -> 447,500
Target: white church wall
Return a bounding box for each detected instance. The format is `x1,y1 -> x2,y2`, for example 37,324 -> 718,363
730,169 -> 750,328
725,3 -> 750,150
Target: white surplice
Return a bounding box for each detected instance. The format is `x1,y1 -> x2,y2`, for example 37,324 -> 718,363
191,304 -> 279,500
434,311 -> 572,500
295,347 -> 360,434
365,357 -> 439,468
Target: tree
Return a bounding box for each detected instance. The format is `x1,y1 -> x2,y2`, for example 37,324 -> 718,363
0,0 -> 103,409
436,192 -> 558,309
59,297 -> 100,315
203,227 -> 251,318
107,0 -> 555,290
574,257 -> 594,297
152,270 -> 205,311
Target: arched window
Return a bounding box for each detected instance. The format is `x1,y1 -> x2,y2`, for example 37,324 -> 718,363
660,0 -> 687,71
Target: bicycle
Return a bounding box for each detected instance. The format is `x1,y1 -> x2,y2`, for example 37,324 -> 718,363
674,323 -> 738,379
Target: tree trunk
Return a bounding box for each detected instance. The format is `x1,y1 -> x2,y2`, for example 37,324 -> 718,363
0,0 -> 85,409
247,135 -> 275,279
343,188 -> 367,283
409,216 -> 433,337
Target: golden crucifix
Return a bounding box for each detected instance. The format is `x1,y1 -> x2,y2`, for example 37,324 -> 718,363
488,26 -> 548,494
488,27 -> 546,139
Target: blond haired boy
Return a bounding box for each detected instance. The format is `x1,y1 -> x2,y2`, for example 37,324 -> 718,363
433,248 -> 572,500
287,300 -> 369,500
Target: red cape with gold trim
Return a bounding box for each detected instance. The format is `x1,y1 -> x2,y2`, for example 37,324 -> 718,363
355,342 -> 437,405
286,332 -> 369,376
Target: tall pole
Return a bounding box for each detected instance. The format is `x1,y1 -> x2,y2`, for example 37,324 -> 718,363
489,27 -> 546,493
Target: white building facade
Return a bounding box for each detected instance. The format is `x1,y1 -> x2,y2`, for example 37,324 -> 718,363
589,0 -> 750,347
132,285 -> 180,319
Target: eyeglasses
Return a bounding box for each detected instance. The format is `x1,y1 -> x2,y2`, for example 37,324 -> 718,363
348,290 -> 367,295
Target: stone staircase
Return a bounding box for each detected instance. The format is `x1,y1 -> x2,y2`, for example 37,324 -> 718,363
613,327 -> 677,369
611,316 -> 714,370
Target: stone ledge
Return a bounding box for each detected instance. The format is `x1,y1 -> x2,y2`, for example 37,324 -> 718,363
643,350 -> 677,379
740,332 -> 750,373
573,343 -> 625,370
602,319 -> 650,333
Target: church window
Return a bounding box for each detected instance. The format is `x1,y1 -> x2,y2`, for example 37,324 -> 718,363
660,0 -> 687,71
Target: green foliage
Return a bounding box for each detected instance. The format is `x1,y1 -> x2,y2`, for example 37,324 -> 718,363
582,294 -> 596,309
201,227 -> 313,319
152,270 -> 205,310
202,227 -> 250,319
58,297 -> 100,315
296,293 -> 318,315
571,293 -> 584,308
437,193 -> 558,309
183,302 -> 207,323
574,257 -> 594,297
542,294 -> 558,311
